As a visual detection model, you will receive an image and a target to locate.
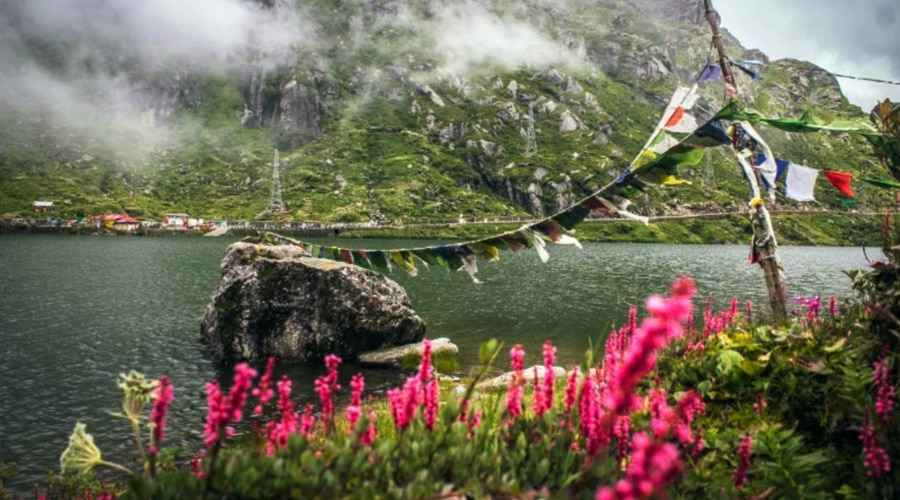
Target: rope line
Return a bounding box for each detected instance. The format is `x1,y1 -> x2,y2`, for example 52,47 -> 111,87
830,73 -> 900,86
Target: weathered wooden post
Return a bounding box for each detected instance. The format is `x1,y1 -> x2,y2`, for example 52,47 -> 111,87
703,0 -> 788,321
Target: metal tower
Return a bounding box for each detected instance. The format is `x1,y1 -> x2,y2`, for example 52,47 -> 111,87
525,100 -> 537,155
267,149 -> 284,213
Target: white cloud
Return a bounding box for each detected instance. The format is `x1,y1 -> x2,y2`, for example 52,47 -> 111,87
714,0 -> 900,108
430,2 -> 582,75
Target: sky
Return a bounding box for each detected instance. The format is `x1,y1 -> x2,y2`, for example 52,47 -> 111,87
714,0 -> 900,110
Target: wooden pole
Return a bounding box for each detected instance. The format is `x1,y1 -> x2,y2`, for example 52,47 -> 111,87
703,0 -> 788,321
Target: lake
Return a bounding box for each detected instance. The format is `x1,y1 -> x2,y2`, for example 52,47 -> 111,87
0,234 -> 876,492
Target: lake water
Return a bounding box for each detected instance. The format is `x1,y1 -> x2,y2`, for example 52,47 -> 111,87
0,234 -> 877,492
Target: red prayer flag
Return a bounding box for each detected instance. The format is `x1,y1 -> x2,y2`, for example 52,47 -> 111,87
664,107 -> 685,128
823,170 -> 855,197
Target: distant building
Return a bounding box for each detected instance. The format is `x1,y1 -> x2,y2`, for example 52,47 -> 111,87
101,214 -> 140,231
164,213 -> 190,228
33,201 -> 54,213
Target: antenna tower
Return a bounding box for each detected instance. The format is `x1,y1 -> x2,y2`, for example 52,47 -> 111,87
267,149 -> 284,213
525,100 -> 537,155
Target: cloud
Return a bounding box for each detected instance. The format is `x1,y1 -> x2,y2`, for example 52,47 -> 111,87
714,0 -> 900,108
0,0 -> 312,159
428,2 -> 583,76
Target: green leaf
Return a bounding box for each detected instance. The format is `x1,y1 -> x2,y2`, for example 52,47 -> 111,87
823,338 -> 847,352
716,349 -> 745,376
478,339 -> 499,364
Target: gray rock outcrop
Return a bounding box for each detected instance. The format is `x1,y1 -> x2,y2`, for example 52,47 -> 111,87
358,337 -> 459,368
200,242 -> 426,362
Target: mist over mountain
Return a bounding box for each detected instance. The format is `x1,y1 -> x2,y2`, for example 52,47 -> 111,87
0,0 -> 883,223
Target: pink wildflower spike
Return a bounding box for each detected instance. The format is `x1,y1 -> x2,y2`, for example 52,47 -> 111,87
315,355 -> 343,424
402,376 -> 422,428
874,350 -> 895,425
828,296 -> 838,316
732,435 -> 753,489
419,339 -> 433,383
314,375 -> 335,419
531,366 -> 546,417
510,344 -> 525,372
754,393 -> 767,414
346,406 -> 361,432
607,279 -> 695,422
150,375 -> 174,447
350,373 -> 365,408
596,432 -> 683,500
266,375 -> 297,452
424,376 -> 438,430
729,296 -> 739,323
745,300 -> 753,321
251,357 -> 275,417
613,415 -> 632,463
202,381 -> 225,448
649,388 -> 674,438
359,410 -> 377,445
563,366 -> 580,417
299,403 -> 315,438
190,451 -> 206,478
536,341 -> 556,418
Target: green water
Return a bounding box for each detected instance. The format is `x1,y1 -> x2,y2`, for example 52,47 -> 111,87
0,234 -> 874,492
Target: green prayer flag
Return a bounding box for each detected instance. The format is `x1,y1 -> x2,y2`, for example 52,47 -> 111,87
713,100 -> 876,134
351,250 -> 372,269
367,251 -> 391,273
412,249 -> 448,269
861,177 -> 900,189
552,203 -> 592,230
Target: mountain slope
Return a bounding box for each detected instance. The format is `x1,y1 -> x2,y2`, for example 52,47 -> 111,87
0,0 -> 887,222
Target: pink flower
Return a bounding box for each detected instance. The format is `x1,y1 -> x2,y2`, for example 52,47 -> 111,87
732,435 -> 753,489
299,403 -> 316,438
202,382 -> 226,448
607,278 -> 695,421
596,432 -> 683,500
874,350 -> 895,425
314,355 -> 342,422
510,344 -> 525,372
251,357 -> 275,417
350,373 -> 365,408
534,341 -> 556,418
564,366 -> 580,417
613,415 -> 631,463
424,376 -> 438,430
227,363 -> 257,424
359,410 -> 377,445
314,376 -> 335,419
828,296 -> 838,316
861,412 -> 891,478
506,345 -> 526,420
419,339 -> 433,383
745,300 -> 753,320
754,393 -> 767,414
150,375 -> 174,446
346,373 -> 365,431
266,376 -> 298,453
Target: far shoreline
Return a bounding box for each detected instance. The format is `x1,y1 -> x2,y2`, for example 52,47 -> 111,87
0,210 -> 886,247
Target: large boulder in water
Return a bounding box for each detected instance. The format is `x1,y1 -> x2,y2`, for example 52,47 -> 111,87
200,242 -> 426,362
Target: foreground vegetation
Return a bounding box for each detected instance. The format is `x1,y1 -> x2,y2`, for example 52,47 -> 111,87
5,220 -> 899,499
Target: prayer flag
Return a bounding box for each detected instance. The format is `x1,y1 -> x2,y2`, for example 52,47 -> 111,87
697,63 -> 722,82
785,163 -> 818,202
861,177 -> 900,190
823,170 -> 855,197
